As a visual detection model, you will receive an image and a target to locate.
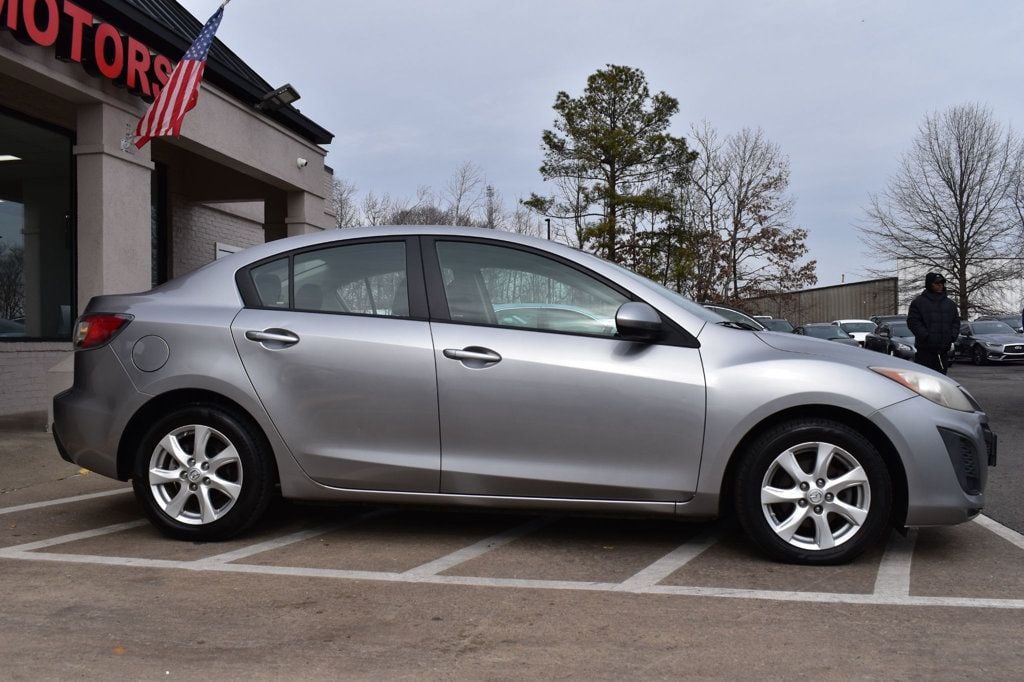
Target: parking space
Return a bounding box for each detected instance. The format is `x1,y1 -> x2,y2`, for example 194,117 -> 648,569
2,480 -> 1024,611
2,363 -> 1023,677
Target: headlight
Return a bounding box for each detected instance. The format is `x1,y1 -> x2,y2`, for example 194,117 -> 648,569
870,367 -> 975,412
894,342 -> 913,352
984,342 -> 1002,349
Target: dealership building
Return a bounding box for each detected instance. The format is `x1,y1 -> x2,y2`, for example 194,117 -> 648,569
0,0 -> 335,418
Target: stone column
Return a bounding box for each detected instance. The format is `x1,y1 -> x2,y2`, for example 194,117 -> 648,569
73,102 -> 154,311
285,190 -> 330,236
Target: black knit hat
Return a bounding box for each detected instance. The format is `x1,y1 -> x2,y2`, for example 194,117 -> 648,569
925,272 -> 946,287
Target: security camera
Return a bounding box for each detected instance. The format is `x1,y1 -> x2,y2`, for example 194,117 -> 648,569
296,157 -> 308,168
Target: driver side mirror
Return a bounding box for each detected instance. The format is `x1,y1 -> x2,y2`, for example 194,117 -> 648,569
879,328 -> 890,337
615,302 -> 663,342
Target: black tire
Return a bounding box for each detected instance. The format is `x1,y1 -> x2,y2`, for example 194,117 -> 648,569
972,345 -> 987,366
734,418 -> 892,565
131,404 -> 276,541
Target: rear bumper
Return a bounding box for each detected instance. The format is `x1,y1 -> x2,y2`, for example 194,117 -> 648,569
52,346 -> 144,480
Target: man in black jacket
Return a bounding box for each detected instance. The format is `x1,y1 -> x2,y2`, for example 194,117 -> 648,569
907,272 -> 960,374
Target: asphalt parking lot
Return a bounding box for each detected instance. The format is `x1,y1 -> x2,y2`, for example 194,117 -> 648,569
2,362 -> 1023,679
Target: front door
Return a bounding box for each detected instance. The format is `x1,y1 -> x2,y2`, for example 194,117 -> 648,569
425,238 -> 706,501
231,238 -> 440,492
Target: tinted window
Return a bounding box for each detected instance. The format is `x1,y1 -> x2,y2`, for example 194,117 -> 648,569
972,321 -> 1014,335
889,323 -> 911,337
839,322 -> 876,333
291,242 -> 408,317
435,241 -> 627,337
250,258 -> 289,308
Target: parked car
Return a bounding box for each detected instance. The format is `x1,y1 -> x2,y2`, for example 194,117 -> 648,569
870,314 -> 906,326
702,304 -> 767,331
831,319 -> 877,347
954,320 -> 1024,365
760,318 -> 795,333
53,226 -> 995,566
864,321 -> 917,360
794,323 -> 861,346
0,318 -> 25,338
974,315 -> 1023,334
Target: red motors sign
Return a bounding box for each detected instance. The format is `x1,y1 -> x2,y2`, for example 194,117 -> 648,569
1,0 -> 173,99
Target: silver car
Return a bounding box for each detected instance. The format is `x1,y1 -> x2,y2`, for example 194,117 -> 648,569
53,227 -> 996,565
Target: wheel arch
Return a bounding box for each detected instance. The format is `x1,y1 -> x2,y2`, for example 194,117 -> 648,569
717,404 -> 909,526
116,388 -> 280,485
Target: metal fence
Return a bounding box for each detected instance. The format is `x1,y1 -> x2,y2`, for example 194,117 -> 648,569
740,278 -> 898,326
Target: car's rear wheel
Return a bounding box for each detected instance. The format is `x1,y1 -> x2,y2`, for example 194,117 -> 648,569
734,419 -> 892,565
131,405 -> 275,541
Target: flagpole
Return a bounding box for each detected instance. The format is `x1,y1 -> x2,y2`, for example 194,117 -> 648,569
220,0 -> 231,8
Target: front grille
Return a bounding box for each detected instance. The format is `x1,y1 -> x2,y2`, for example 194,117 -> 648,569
938,427 -> 983,495
1008,345 -> 1024,353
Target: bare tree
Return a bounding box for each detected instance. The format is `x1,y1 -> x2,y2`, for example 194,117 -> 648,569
507,198 -> 542,237
329,177 -> 360,228
483,185 -> 504,229
445,162 -> 485,226
0,243 -> 25,320
682,124 -> 815,302
861,103 -> 1024,317
361,191 -> 395,226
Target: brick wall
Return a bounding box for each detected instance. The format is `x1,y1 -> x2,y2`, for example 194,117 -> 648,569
172,196 -> 266,277
0,343 -> 72,417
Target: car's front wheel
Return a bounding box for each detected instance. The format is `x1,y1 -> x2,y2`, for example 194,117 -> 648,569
131,405 -> 276,541
972,345 -> 988,366
734,419 -> 892,565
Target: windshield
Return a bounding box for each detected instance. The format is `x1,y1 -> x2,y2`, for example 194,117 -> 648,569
889,323 -> 911,337
973,321 -> 1015,335
839,322 -> 876,333
804,326 -> 851,339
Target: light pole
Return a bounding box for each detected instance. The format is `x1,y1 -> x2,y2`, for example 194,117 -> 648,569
545,218 -> 551,240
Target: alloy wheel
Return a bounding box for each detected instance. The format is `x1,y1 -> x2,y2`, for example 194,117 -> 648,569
760,441 -> 871,551
148,424 -> 243,525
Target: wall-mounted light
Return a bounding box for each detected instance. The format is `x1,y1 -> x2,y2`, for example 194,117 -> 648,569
256,84 -> 300,112
0,154 -> 22,162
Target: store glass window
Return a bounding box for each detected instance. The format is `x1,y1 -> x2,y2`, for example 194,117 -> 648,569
0,110 -> 74,340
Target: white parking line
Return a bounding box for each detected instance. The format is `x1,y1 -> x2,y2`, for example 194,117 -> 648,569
614,529 -> 718,591
2,547 -> 1023,609
192,509 -> 394,567
0,519 -> 148,553
974,514 -> 1024,552
0,488 -> 130,516
873,529 -> 918,597
402,515 -> 555,577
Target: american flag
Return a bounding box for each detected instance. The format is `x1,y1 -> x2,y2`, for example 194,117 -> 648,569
134,5 -> 225,149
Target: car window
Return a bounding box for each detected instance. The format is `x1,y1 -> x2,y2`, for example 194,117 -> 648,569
889,323 -> 911,337
839,322 -> 875,333
290,241 -> 409,317
434,241 -> 627,337
250,258 -> 289,308
972,321 -> 1014,335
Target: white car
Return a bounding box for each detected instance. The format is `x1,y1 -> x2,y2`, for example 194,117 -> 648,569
831,319 -> 877,347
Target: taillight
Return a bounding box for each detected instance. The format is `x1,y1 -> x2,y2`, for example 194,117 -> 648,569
74,314 -> 133,349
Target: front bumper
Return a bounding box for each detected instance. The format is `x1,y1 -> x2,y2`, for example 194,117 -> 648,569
872,396 -> 991,526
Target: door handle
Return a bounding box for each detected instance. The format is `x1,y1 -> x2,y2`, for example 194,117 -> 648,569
245,329 -> 300,345
443,347 -> 502,364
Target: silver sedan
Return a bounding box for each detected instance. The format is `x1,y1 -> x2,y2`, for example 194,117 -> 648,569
52,227 -> 996,565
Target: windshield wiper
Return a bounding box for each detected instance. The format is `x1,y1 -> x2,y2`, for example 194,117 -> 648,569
717,320 -> 759,331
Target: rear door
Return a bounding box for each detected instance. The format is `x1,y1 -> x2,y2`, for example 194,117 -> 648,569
424,237 -> 706,502
231,237 -> 440,492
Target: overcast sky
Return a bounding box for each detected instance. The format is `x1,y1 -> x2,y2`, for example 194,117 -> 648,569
180,0 -> 1024,286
